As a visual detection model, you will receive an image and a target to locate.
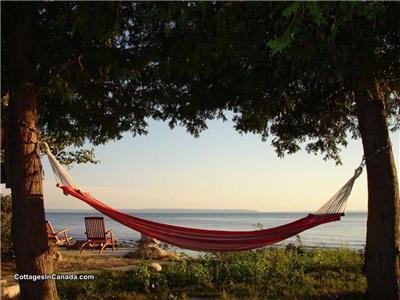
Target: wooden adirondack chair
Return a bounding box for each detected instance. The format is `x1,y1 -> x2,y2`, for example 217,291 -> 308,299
46,220 -> 72,247
80,217 -> 118,254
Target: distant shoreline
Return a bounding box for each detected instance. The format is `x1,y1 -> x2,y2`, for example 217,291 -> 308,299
46,209 -> 260,213
45,209 -> 368,213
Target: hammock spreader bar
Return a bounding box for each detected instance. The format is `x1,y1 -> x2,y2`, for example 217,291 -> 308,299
43,143 -> 363,252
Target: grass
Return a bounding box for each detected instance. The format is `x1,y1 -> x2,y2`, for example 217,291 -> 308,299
54,252 -> 141,273
57,247 -> 367,299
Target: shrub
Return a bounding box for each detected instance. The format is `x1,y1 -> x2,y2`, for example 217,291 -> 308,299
1,194 -> 13,254
57,248 -> 367,299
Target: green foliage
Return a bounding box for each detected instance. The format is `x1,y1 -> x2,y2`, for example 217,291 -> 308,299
120,2 -> 398,163
2,2 -> 127,164
268,2 -> 301,53
57,248 -> 366,299
267,26 -> 295,54
2,2 -> 399,165
40,136 -> 99,166
1,194 -> 13,253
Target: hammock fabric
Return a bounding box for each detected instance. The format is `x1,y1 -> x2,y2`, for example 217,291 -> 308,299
43,143 -> 363,252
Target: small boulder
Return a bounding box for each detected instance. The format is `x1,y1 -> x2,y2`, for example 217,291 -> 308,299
125,244 -> 177,260
138,234 -> 160,246
150,262 -> 162,272
53,251 -> 63,262
2,284 -> 20,299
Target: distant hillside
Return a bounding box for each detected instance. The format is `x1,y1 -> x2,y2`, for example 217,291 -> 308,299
128,209 -> 260,213
46,208 -> 260,213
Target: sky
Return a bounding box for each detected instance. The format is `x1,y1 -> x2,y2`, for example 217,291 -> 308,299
2,118 -> 399,212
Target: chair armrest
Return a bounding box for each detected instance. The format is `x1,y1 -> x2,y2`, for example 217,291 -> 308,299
55,228 -> 69,235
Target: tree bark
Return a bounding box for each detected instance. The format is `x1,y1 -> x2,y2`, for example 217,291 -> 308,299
4,3 -> 58,299
7,85 -> 58,300
355,78 -> 400,299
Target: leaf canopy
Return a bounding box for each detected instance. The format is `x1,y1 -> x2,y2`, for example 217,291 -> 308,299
2,2 -> 399,164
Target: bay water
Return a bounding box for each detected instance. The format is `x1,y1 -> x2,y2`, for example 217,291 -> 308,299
46,211 -> 366,252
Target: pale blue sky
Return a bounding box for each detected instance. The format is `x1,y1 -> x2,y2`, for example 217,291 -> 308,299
35,118 -> 399,212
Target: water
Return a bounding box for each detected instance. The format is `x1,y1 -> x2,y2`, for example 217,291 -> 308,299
46,211 -> 367,252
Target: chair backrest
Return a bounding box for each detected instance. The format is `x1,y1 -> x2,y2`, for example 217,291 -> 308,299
46,221 -> 56,239
84,217 -> 106,240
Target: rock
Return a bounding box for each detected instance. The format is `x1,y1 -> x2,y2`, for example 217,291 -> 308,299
146,245 -> 177,260
150,262 -> 162,272
137,234 -> 160,247
53,250 -> 63,262
2,284 -> 20,299
124,244 -> 178,260
125,234 -> 178,260
153,246 -> 177,260
148,245 -> 164,257
166,251 -> 178,260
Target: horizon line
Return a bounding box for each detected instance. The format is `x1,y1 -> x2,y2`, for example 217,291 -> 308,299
45,208 -> 368,213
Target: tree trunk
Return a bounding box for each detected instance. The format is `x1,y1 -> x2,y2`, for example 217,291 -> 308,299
355,78 -> 400,299
4,3 -> 58,299
7,85 -> 58,300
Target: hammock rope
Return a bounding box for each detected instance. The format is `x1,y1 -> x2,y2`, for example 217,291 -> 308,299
314,166 -> 363,215
42,143 -> 364,252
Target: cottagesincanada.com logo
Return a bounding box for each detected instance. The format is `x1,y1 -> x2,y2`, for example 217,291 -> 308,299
14,273 -> 95,281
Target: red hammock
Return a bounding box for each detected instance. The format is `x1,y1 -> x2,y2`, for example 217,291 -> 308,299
44,142 -> 362,252
58,185 -> 342,252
